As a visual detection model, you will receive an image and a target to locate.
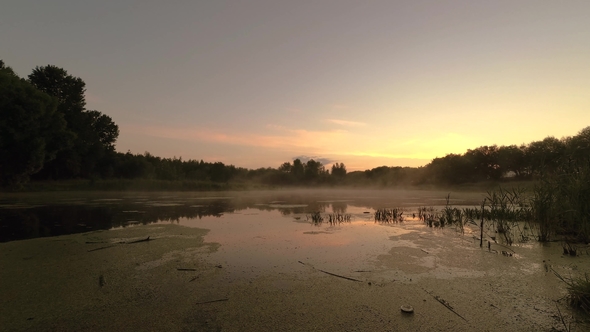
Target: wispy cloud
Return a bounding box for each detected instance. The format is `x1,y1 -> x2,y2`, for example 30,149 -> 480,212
122,123 -> 348,151
120,123 -> 455,166
326,119 -> 367,127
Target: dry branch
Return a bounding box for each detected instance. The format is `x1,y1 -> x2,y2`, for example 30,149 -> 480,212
88,245 -> 116,252
127,236 -> 151,244
196,298 -> 228,305
298,261 -> 363,282
423,288 -> 468,322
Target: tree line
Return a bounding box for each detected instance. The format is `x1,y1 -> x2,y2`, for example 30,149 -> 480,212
420,130 -> 590,185
1,60 -> 589,189
0,60 -> 349,187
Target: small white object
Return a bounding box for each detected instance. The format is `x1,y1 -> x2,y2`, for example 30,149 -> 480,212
400,305 -> 414,313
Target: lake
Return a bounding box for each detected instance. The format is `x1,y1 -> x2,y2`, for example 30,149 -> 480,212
0,189 -> 486,277
0,189 -> 586,331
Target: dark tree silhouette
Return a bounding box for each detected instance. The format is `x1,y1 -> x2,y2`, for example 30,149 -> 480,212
28,65 -> 119,179
331,163 -> 347,178
0,64 -> 70,186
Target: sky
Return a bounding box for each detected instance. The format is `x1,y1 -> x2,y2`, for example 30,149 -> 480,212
2,1 -> 590,171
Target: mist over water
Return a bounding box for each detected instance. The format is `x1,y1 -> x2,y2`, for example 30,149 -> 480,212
0,189 -> 485,242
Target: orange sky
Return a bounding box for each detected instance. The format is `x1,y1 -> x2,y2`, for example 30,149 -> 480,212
4,1 -> 590,171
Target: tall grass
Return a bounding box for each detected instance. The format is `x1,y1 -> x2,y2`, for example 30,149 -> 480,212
553,269 -> 590,315
530,162 -> 590,243
374,208 -> 404,223
307,212 -> 351,225
485,187 -> 531,245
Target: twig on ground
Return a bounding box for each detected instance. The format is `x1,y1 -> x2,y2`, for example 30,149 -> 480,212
196,298 -> 228,305
127,236 -> 151,244
422,288 -> 468,322
88,245 -> 116,252
298,261 -> 363,282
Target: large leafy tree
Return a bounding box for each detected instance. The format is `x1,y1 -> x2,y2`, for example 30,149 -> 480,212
496,145 -> 527,178
566,126 -> 590,165
0,63 -> 70,186
525,137 -> 565,176
304,159 -> 325,181
28,65 -> 119,178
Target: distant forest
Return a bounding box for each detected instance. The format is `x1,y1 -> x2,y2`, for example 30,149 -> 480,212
2,60 -> 589,189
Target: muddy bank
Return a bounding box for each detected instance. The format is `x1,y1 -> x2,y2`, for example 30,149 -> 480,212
0,223 -> 585,331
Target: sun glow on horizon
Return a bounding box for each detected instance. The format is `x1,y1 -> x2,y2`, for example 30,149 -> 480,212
119,121 -> 492,170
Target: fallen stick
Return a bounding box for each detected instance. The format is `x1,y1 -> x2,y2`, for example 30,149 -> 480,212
423,288 -> 467,322
127,236 -> 151,244
177,268 -> 197,271
196,298 -> 228,305
88,245 -> 116,252
317,269 -> 363,282
298,261 -> 362,282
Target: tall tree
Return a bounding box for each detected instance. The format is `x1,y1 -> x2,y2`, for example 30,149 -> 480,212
0,64 -> 70,186
525,137 -> 565,176
28,65 -> 118,179
292,159 -> 304,181
304,159 -> 325,181
331,163 -> 347,178
566,126 -> 590,165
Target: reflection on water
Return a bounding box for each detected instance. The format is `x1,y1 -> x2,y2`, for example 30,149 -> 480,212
0,190 -> 485,242
2,190 -> 570,287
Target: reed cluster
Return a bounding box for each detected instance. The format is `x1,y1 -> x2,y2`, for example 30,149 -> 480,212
306,212 -> 351,225
484,188 -> 531,245
327,213 -> 352,224
374,208 -> 404,223
530,162 -> 590,243
307,212 -> 323,224
553,270 -> 590,316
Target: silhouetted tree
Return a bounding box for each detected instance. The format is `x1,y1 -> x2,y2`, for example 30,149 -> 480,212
278,162 -> 292,173
292,159 -> 304,181
209,162 -> 231,182
304,159 -> 325,181
28,65 -> 118,179
425,154 -> 473,184
565,127 -> 590,165
331,163 -> 347,178
0,65 -> 70,186
497,145 -> 527,178
525,137 -> 565,177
